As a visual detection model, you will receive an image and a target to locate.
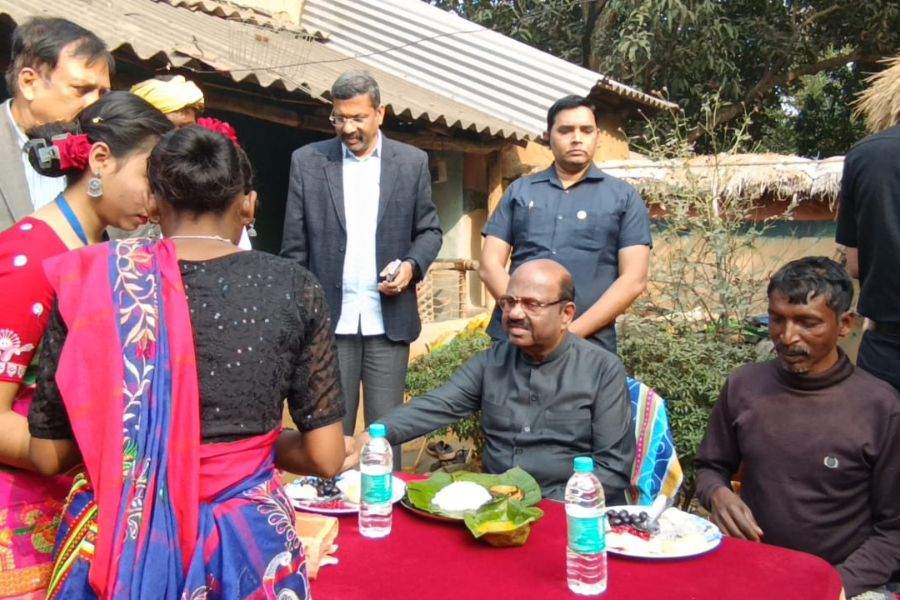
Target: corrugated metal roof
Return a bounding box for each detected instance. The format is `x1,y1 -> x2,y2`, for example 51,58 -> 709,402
164,0 -> 309,34
301,0 -> 679,138
0,0 -> 533,140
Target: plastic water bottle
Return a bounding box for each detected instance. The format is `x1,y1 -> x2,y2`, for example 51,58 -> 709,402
565,456 -> 607,595
359,423 -> 393,538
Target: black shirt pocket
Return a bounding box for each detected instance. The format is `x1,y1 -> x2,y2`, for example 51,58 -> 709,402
511,198 -> 552,247
540,408 -> 591,441
571,211 -> 605,252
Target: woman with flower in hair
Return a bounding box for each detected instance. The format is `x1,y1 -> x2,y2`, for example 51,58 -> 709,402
0,91 -> 173,598
27,123 -> 346,599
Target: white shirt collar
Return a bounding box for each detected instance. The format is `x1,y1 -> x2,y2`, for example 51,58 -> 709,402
342,131 -> 382,161
5,99 -> 28,151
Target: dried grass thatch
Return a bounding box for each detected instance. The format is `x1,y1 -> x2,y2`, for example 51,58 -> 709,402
597,153 -> 844,210
855,55 -> 900,133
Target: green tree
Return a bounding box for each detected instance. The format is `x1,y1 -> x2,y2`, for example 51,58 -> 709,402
756,64 -> 868,157
428,0 -> 899,152
428,0 -> 583,63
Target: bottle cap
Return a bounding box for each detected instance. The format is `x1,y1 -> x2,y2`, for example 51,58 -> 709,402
369,423 -> 387,438
573,456 -> 594,473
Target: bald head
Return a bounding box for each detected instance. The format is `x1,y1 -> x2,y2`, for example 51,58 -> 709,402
502,259 -> 576,358
509,259 -> 575,302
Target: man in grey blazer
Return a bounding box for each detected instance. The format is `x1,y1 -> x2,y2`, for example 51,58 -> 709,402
0,17 -> 112,231
281,72 -> 442,465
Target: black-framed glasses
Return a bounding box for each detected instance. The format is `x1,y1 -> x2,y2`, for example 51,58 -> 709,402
498,295 -> 567,313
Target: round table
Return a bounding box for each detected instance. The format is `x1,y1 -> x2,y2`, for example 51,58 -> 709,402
311,476 -> 843,599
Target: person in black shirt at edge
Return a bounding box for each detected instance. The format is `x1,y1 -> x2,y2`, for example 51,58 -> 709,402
344,258 -> 635,502
835,117 -> 900,392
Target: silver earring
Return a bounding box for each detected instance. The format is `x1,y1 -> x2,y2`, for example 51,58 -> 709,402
247,221 -> 257,237
87,174 -> 103,198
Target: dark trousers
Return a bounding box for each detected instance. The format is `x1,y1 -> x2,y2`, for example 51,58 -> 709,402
857,330 -> 900,392
335,334 -> 409,467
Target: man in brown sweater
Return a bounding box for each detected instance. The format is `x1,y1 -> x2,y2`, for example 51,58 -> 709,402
695,257 -> 900,599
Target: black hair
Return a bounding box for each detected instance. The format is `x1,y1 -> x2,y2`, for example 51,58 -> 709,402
148,125 -> 252,215
237,145 -> 253,195
6,17 -> 114,96
546,95 -> 597,132
767,256 -> 854,315
26,91 -> 173,185
331,71 -> 380,107
559,272 -> 575,303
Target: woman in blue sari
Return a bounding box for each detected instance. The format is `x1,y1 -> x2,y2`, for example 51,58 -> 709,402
28,124 -> 346,599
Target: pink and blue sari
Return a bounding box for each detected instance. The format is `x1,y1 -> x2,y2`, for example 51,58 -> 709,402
42,239 -> 308,599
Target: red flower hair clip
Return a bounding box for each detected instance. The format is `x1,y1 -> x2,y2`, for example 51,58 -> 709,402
196,117 -> 241,148
52,134 -> 92,171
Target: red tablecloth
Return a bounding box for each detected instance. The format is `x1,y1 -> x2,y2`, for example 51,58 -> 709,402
311,475 -> 843,600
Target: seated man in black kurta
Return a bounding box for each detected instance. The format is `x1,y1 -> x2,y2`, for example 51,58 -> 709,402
346,259 -> 635,502
695,257 -> 900,599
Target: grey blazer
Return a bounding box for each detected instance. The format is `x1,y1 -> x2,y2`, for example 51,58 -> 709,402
280,135 -> 442,343
0,105 -> 32,231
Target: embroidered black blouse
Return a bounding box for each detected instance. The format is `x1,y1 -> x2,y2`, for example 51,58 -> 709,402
29,251 -> 345,442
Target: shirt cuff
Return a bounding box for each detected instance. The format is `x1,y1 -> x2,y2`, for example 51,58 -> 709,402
402,257 -> 421,280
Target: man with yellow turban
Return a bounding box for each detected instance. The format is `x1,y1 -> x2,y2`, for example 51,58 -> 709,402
131,75 -> 204,127
128,75 -> 254,249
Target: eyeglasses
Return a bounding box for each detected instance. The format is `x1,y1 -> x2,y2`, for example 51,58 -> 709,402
328,114 -> 368,126
498,295 -> 568,313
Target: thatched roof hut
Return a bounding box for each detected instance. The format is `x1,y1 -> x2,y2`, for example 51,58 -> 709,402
596,153 -> 844,211
856,55 -> 900,134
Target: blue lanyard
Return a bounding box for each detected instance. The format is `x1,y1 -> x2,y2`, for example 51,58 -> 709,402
54,193 -> 88,246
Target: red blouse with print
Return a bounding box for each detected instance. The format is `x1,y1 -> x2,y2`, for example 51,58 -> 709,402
0,217 -> 67,392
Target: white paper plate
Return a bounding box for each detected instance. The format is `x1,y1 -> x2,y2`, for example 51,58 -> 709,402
285,471 -> 406,515
604,505 -> 722,559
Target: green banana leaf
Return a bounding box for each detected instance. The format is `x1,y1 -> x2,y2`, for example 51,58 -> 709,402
405,467 -> 541,515
463,498 -> 544,546
463,498 -> 544,538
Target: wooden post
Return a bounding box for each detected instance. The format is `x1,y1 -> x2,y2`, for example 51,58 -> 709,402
487,150 -> 503,215
481,151 -> 505,309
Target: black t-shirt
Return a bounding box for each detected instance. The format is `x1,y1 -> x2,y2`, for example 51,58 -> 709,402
29,251 -> 345,442
836,124 -> 900,322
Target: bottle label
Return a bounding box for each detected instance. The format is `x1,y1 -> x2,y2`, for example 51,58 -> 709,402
567,514 -> 605,554
362,472 -> 392,504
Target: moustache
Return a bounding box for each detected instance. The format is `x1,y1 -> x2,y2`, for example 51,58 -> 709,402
775,344 -> 809,357
505,318 -> 531,331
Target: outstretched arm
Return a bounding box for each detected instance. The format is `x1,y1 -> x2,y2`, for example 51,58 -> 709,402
343,352 -> 487,470
275,422 -> 346,479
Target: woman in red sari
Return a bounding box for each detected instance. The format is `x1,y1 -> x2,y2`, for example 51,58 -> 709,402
0,91 -> 172,598
28,124 -> 346,599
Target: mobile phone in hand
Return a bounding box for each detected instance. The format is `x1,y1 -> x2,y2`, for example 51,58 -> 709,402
382,259 -> 402,282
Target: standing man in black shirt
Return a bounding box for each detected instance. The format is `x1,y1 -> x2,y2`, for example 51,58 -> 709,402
836,121 -> 900,391
479,95 -> 652,353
